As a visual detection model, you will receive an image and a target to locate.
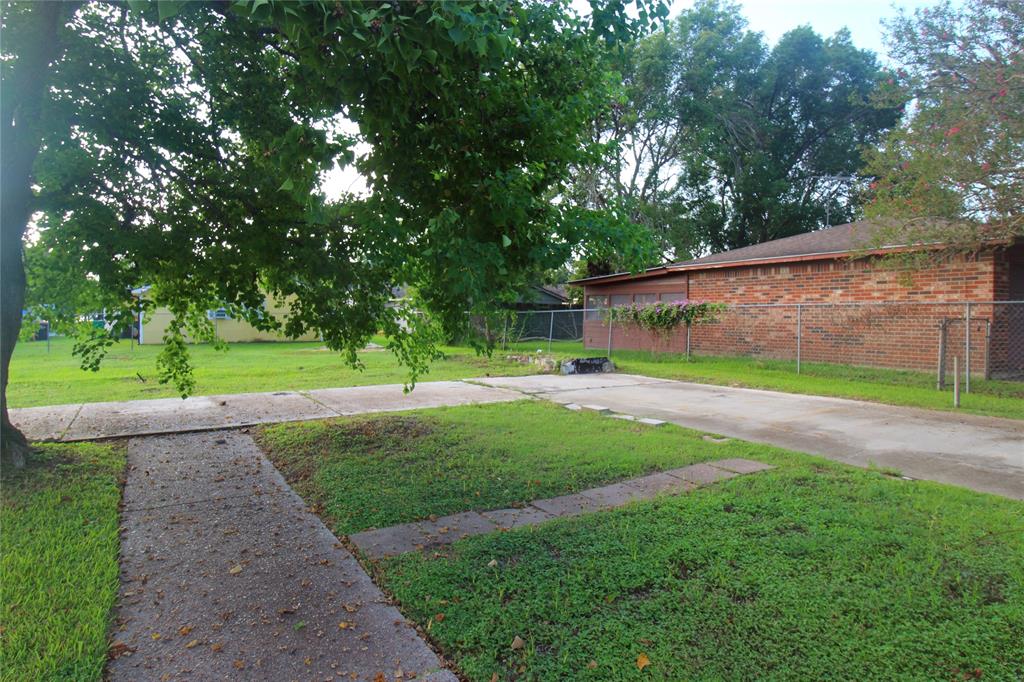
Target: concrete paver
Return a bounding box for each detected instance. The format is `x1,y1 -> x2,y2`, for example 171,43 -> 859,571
11,381 -> 523,442
347,458 -> 774,559
109,431 -> 454,682
473,373 -> 1024,499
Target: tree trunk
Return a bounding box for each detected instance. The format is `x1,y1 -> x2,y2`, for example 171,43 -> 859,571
1,2 -> 64,467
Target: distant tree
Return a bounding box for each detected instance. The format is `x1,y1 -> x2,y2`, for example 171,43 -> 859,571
0,0 -> 664,465
570,0 -> 901,263
863,0 -> 1024,252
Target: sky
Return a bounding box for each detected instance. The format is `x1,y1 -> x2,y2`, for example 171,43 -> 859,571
322,0 -> 947,199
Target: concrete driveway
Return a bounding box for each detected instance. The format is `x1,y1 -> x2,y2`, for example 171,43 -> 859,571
471,374 -> 1024,500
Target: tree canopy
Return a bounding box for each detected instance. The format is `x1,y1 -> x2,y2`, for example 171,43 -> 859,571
1,0 -> 666,462
570,0 -> 900,268
863,0 -> 1024,251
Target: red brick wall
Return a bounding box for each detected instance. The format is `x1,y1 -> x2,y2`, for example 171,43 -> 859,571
583,251 -> 1013,375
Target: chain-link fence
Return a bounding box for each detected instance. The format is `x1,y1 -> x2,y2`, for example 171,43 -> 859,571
502,301 -> 1024,391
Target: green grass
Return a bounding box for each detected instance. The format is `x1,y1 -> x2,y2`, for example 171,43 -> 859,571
0,442 -> 125,682
508,340 -> 1024,420
257,399 -> 766,535
6,336 -> 537,408
371,434 -> 1024,681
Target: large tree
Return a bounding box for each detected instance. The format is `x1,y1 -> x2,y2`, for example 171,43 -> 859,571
571,0 -> 901,263
0,0 -> 664,464
863,0 -> 1024,251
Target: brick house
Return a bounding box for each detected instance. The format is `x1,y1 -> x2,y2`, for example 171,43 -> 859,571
572,222 -> 1024,378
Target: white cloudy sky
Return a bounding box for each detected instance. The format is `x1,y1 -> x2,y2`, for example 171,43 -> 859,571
322,0 -> 948,199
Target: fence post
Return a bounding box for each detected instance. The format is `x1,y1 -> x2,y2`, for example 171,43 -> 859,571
796,304 -> 802,374
953,356 -> 960,407
965,302 -> 971,393
606,314 -> 613,358
686,322 -> 691,360
548,310 -> 555,354
937,320 -> 947,390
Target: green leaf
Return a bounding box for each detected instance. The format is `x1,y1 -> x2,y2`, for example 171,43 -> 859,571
448,25 -> 467,45
157,0 -> 185,22
278,178 -> 294,192
501,234 -> 512,248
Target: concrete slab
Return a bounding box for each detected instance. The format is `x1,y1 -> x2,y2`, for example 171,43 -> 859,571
499,374 -> 1024,499
63,391 -> 336,440
637,417 -> 667,426
623,472 -> 697,496
480,507 -> 555,530
709,458 -> 776,474
610,413 -> 637,421
8,403 -> 81,441
470,373 -> 671,394
109,430 -> 453,682
666,463 -> 740,485
529,493 -> 605,517
580,481 -> 649,507
349,523 -> 430,560
580,404 -> 611,414
305,381 -> 522,416
417,511 -> 497,545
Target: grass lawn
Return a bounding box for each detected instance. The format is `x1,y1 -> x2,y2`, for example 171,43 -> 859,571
0,442 -> 125,682
257,399 -> 760,535
509,340 -> 1024,420
260,401 -> 1024,681
6,336 -> 536,408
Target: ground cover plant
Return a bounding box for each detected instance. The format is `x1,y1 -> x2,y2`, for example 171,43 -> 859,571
377,447 -> 1024,681
0,442 -> 125,681
5,337 -> 537,408
508,340 -> 1024,420
256,400 -> 781,535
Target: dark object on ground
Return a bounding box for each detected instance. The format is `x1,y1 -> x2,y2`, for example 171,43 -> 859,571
561,357 -> 614,374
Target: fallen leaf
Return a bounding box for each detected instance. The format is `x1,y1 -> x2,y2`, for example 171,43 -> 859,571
108,642 -> 135,660
487,559 -> 498,568
233,659 -> 245,670
374,674 -> 386,682
178,625 -> 192,636
184,639 -> 199,649
511,635 -> 525,650
210,643 -> 223,652
587,660 -> 598,669
338,621 -> 355,630
434,613 -> 445,623
637,653 -> 651,671
342,603 -> 359,613
228,564 -> 243,575
150,632 -> 161,641
490,674 -> 499,682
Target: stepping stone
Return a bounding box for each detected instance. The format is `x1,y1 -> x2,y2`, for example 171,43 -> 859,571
349,522 -> 430,559
579,404 -> 611,414
563,403 -> 582,411
624,472 -> 696,497
609,414 -> 636,421
665,463 -> 740,485
530,493 -> 604,517
709,458 -> 775,474
637,417 -> 667,426
481,507 -> 555,530
580,482 -> 649,508
416,512 -> 497,545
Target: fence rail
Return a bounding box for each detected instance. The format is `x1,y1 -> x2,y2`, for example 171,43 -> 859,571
499,301 -> 1024,391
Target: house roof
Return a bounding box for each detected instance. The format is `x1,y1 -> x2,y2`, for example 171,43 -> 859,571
533,284 -> 569,302
570,221 -> 913,285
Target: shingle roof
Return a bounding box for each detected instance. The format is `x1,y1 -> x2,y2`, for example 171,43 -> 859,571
670,222 -> 878,268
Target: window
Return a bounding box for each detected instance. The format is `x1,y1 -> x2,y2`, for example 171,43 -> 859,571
610,294 -> 631,308
634,293 -> 657,304
585,295 -> 607,321
660,292 -> 687,303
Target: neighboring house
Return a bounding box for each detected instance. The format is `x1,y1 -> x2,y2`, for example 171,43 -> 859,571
133,287 -> 319,345
517,284 -> 570,310
572,222 -> 1024,376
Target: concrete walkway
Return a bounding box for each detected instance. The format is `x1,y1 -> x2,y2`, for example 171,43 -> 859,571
109,430 -> 455,682
471,374 -> 1024,500
10,381 -> 522,441
350,458 -> 774,560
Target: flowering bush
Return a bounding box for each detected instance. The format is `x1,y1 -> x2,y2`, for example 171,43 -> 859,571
607,299 -> 726,335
